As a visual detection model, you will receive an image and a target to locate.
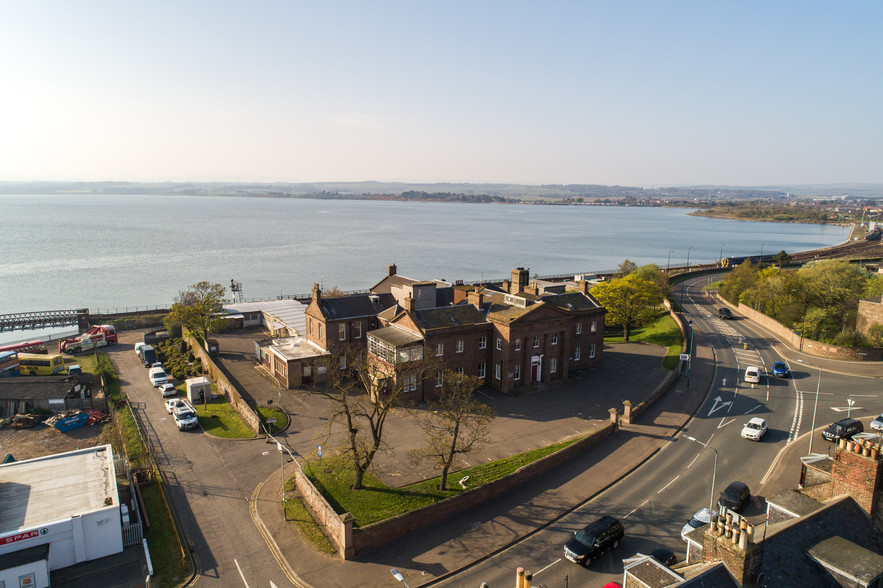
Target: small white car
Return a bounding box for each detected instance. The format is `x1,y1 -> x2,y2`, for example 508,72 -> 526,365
741,417 -> 768,441
165,398 -> 187,414
158,383 -> 177,397
871,415 -> 883,432
744,366 -> 761,384
134,342 -> 145,356
681,508 -> 718,541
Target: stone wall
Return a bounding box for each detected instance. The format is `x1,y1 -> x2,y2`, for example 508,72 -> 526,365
185,329 -> 261,435
293,464 -> 354,559
857,298 -> 883,336
831,447 -> 883,515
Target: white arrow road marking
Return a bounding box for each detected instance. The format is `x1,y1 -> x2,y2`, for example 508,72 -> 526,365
533,559 -> 561,576
722,378 -> 727,387
234,559 -> 250,588
708,396 -> 734,416
718,418 -> 736,429
831,406 -> 864,412
745,404 -> 762,414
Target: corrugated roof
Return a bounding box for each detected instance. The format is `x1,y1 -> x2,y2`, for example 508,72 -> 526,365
224,300 -> 308,335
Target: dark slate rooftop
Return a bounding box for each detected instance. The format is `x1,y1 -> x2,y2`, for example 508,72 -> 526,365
808,535 -> 883,586
624,556 -> 684,588
766,489 -> 825,518
369,325 -> 424,347
540,291 -> 603,311
680,562 -> 739,587
412,305 -> 489,331
318,292 -> 396,320
370,274 -> 420,294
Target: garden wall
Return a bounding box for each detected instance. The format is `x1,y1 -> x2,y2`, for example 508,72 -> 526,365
184,329 -> 261,434
714,295 -> 883,361
293,422 -> 615,559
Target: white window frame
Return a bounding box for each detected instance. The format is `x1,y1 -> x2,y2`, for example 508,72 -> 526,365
550,357 -> 557,373
456,339 -> 464,353
436,343 -> 444,356
514,364 -> 521,380
533,335 -> 540,348
479,336 -> 487,349
354,321 -> 362,339
495,363 -> 501,380
551,333 -> 558,345
478,362 -> 486,378
589,343 -> 596,359
339,355 -> 347,370
514,338 -> 521,351
338,323 -> 346,341
496,337 -> 502,350
574,346 -> 581,361
309,317 -> 313,334
576,323 -> 582,335
591,320 -> 597,333
456,366 -> 464,376
436,371 -> 444,387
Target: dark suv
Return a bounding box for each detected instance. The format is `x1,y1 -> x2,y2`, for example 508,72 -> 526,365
822,418 -> 863,442
719,307 -> 733,319
564,515 -> 624,566
718,481 -> 751,512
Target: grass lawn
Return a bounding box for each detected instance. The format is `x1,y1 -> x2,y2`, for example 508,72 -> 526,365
142,481 -> 189,587
192,397 -> 254,438
305,437 -> 580,527
604,315 -> 683,370
284,476 -> 336,555
257,406 -> 289,435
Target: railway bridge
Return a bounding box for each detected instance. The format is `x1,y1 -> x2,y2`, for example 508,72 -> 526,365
0,309 -> 90,333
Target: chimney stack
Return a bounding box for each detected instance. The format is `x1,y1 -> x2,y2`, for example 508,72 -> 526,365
312,283 -> 321,302
467,288 -> 484,310
404,296 -> 414,312
510,268 -> 529,294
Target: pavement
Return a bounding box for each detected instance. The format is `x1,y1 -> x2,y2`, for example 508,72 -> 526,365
208,326 -> 716,588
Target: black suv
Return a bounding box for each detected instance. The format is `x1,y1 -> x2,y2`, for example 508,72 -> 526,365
718,481 -> 751,512
719,307 -> 733,319
822,418 -> 863,442
564,515 -> 624,566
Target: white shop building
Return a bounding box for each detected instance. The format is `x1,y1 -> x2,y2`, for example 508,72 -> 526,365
0,445 -> 125,587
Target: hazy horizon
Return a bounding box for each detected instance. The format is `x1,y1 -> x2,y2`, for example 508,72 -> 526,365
2,2 -> 880,186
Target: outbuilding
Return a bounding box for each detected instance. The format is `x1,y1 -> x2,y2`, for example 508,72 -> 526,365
186,376 -> 212,403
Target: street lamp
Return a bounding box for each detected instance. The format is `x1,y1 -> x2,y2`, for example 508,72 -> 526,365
390,569 -> 410,588
719,244 -> 726,266
847,398 -> 855,419
760,242 -> 766,262
807,366 -> 822,455
679,247 -> 694,308
687,320 -> 694,389
667,250 -> 674,273
683,435 -> 718,514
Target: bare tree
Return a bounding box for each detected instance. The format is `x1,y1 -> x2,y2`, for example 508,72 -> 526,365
411,370 -> 495,491
308,345 -> 436,490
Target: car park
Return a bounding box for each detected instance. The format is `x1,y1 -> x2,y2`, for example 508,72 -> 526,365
822,418 -> 863,442
744,366 -> 761,384
771,361 -> 789,377
871,415 -> 883,432
681,507 -> 717,541
718,481 -> 751,512
158,383 -> 177,397
718,307 -> 733,319
741,417 -> 768,441
564,515 -> 624,566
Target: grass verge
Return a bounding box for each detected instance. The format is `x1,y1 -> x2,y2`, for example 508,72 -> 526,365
258,406 -> 289,434
284,477 -> 336,554
142,480 -> 189,587
192,397 -> 254,438
305,437 -> 580,527
604,315 -> 683,370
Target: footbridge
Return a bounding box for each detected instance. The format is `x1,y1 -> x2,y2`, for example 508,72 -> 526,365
0,309 -> 89,333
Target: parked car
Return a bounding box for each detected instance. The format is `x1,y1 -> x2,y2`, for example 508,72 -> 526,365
158,383 -> 177,397
173,406 -> 199,431
650,546 -> 678,567
165,398 -> 187,414
871,415 -> 883,432
148,366 -> 168,387
718,307 -> 733,320
744,366 -> 761,384
718,481 -> 751,512
134,342 -> 145,356
564,516 -> 624,566
822,418 -> 863,442
681,507 -> 717,541
741,417 -> 768,441
771,361 -> 789,378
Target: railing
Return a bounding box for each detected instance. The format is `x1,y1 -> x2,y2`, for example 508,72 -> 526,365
122,521 -> 143,547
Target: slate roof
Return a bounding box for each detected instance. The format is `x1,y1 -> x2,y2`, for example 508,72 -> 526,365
808,535 -> 883,586
679,562 -> 739,587
370,274 -> 420,294
317,293 -> 396,320
766,488 -> 825,519
411,305 -> 489,331
623,556 -> 684,588
540,291 -> 603,311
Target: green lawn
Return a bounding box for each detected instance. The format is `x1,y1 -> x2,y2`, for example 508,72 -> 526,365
142,481 -> 189,587
305,437 -> 580,527
192,397 -> 255,438
283,476 -> 336,554
257,406 -> 289,434
604,315 -> 683,370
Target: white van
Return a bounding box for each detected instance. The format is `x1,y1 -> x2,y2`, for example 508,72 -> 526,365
744,366 -> 761,384
148,366 -> 169,387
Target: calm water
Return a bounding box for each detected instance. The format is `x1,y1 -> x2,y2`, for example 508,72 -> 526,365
0,194 -> 847,342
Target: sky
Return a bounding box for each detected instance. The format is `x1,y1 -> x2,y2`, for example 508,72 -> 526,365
1,2 -> 880,187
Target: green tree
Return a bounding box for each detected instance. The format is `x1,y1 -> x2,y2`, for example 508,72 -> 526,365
590,274 -> 664,341
164,281 -> 227,341
616,259 -> 638,277
719,260 -> 758,305
634,263 -> 672,299
773,250 -> 792,267
410,370 -> 494,491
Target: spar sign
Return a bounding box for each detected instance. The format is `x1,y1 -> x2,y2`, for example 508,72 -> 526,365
1,528 -> 47,545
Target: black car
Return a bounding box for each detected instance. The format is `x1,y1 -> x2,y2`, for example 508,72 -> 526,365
718,481 -> 751,512
650,546 -> 678,567
822,418 -> 863,442
564,516 -> 624,566
719,307 -> 733,319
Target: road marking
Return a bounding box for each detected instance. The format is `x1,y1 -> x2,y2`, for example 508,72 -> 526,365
788,387 -> 803,443
234,559 -> 250,588
624,499 -> 650,519
687,452 -> 701,468
832,406 -> 864,412
722,378 -> 727,387
658,476 -> 680,494
745,404 -> 762,415
708,396 -> 734,416
717,418 -> 735,429
533,558 -> 561,576
850,395 -> 877,398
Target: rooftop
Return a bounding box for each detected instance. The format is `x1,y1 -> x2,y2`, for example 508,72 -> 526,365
0,445 -> 118,535
267,336 -> 328,361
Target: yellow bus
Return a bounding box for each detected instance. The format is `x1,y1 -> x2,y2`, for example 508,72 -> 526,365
18,353 -> 65,376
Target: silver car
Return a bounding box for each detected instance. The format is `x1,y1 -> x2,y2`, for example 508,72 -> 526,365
681,508 -> 718,541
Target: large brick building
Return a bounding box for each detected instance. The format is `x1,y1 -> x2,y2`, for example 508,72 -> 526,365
305,265 -> 606,402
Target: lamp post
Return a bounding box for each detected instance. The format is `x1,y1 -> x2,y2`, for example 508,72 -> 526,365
667,250 -> 674,273
680,247 -> 694,308
847,398 -> 855,419
807,366 -> 822,455
687,320 -> 694,389
684,435 -> 718,514
719,244 -> 726,266
760,241 -> 766,262
390,569 -> 410,588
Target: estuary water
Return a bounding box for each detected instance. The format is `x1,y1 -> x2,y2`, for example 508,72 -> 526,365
0,194 -> 848,343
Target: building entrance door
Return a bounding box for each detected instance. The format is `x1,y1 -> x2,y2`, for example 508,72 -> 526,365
531,355 -> 542,382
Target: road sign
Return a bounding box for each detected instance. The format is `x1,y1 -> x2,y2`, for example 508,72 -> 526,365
267,418 -> 278,424
680,353 -> 691,361
318,445 -> 323,458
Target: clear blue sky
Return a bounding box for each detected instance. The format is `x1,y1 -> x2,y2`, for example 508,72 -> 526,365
1,2 -> 880,186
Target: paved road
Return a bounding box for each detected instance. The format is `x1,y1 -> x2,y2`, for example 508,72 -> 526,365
108,333 -> 292,588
